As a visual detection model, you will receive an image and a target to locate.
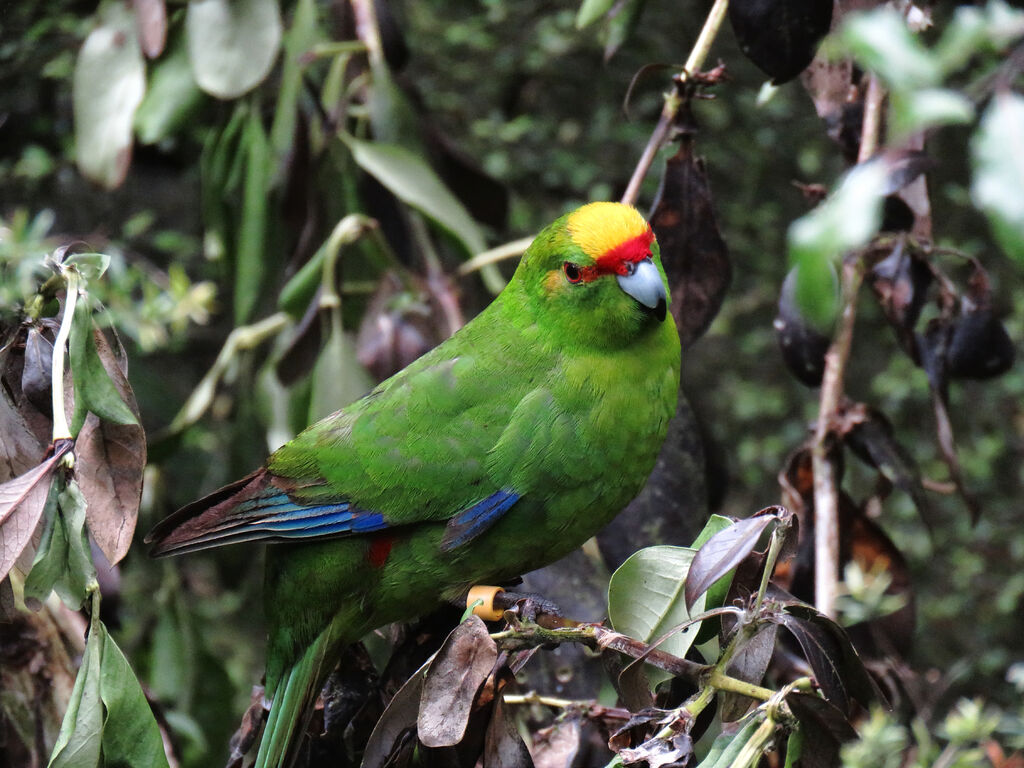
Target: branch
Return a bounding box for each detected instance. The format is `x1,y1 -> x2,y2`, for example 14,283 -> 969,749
620,0 -> 730,205
811,257 -> 865,618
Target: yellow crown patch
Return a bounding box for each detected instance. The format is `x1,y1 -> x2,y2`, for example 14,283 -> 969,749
566,202 -> 650,261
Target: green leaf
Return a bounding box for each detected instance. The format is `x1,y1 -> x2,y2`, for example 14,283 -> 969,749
277,242 -> 326,317
695,712 -> 764,768
26,479 -> 97,610
270,0 -> 319,165
603,0 -> 646,61
63,252 -> 110,282
842,8 -> 940,90
235,107 -> 271,324
787,159 -> 887,326
608,545 -> 703,686
186,0 -> 282,99
971,91 -> 1024,263
308,311 -> 373,423
100,629 -> 172,768
134,35 -> 205,145
576,0 -> 615,28
23,480 -> 62,609
49,612 -> 103,768
890,88 -> 973,139
346,137 -> 487,256
72,2 -> 146,189
69,300 -> 138,435
56,480 -> 97,609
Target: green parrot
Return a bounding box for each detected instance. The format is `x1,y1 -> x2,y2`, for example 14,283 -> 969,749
146,202 -> 681,767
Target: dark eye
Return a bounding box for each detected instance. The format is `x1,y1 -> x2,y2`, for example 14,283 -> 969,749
563,262 -> 582,283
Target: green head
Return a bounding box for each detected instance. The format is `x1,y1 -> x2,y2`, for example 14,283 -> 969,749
512,202 -> 672,349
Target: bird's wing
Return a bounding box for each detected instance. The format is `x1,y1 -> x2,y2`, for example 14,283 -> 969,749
147,349 -> 560,556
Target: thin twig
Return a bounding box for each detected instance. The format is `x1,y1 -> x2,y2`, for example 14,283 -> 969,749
858,74 -> 886,163
620,0 -> 729,205
812,257 -> 866,617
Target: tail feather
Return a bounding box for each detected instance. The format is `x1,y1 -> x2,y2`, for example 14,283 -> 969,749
255,622 -> 339,768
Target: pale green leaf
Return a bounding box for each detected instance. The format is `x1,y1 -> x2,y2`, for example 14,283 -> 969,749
608,545 -> 703,686
308,312 -> 373,423
270,0 -> 319,164
49,617 -> 103,768
576,0 -> 615,28
186,0 -> 282,99
135,36 -> 204,145
971,91 -> 1024,262
69,301 -> 138,434
100,629 -> 172,768
891,88 -> 973,139
347,138 -> 486,257
842,8 -> 940,90
235,108 -> 271,324
63,252 -> 110,282
73,2 -> 146,189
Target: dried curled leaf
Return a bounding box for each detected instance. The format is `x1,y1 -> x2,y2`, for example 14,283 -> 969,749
417,616 -> 498,748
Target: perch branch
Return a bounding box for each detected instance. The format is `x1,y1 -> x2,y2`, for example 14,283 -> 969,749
811,257 -> 865,617
620,0 -> 729,205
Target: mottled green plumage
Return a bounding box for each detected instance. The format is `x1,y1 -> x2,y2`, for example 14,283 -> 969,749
147,202 -> 681,767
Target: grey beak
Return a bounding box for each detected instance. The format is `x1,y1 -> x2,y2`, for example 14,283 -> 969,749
617,258 -> 667,322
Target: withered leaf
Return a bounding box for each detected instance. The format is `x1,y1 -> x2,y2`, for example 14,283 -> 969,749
868,240 -> 933,354
947,264 -> 1014,380
775,268 -> 830,387
650,142 -> 731,348
0,440 -> 72,582
729,0 -> 833,84
718,623 -> 778,721
530,716 -> 582,768
685,508 -> 786,612
771,605 -> 878,717
21,327 -> 54,414
418,616 -> 498,748
785,692 -> 857,768
362,657 -> 429,768
75,328 -> 146,565
841,404 -> 932,532
0,377 -> 46,483
483,690 -> 533,768
618,731 -> 692,768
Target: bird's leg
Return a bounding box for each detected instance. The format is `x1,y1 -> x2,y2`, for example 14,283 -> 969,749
464,585 -> 572,628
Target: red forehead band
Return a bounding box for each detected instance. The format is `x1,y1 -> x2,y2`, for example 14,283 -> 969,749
577,228 -> 655,283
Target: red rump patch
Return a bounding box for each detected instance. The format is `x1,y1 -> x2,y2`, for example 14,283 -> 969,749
578,228 -> 655,283
367,534 -> 395,568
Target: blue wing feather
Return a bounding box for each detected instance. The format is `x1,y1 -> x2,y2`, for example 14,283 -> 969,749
440,488 -> 521,552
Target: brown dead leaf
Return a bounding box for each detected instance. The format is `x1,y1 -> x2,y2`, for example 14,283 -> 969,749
530,716 -> 582,768
650,141 -> 731,348
0,441 -> 72,581
76,329 -> 146,565
484,689 -> 533,768
417,615 -> 499,748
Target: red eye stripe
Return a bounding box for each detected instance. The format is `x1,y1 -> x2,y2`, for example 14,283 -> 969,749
575,229 -> 655,283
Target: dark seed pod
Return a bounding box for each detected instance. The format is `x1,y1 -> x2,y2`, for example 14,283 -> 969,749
869,241 -> 933,358
728,0 -> 833,84
947,264 -> 1015,380
21,326 -> 53,413
947,309 -> 1014,380
775,268 -> 830,387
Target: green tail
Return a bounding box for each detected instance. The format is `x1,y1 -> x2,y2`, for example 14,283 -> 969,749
254,623 -> 338,768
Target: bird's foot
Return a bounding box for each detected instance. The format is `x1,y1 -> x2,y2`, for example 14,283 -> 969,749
495,590 -> 564,623
464,585 -> 574,629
